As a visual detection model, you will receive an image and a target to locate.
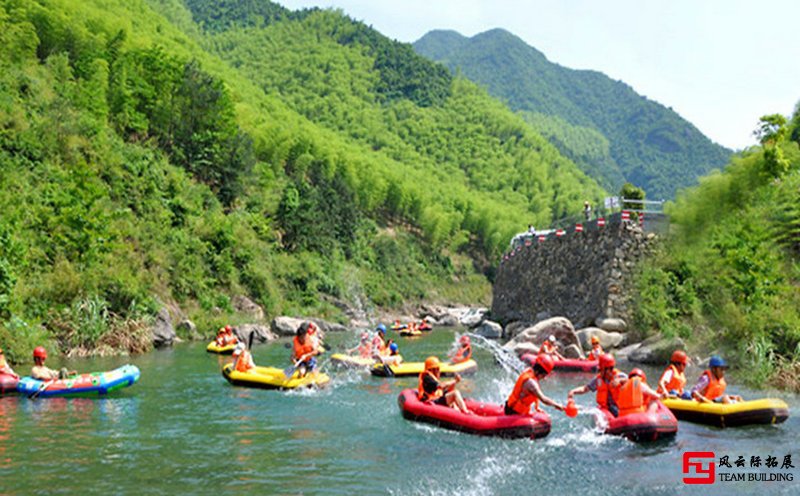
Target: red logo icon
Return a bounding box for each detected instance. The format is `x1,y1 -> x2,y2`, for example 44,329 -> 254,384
683,451 -> 716,484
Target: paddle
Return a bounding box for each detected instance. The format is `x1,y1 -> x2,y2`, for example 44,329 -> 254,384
283,359 -> 301,379
29,377 -> 56,399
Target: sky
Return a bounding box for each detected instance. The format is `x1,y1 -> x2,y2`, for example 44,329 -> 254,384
278,0 -> 800,151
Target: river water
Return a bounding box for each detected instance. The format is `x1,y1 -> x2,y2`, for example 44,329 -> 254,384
1,329 -> 797,495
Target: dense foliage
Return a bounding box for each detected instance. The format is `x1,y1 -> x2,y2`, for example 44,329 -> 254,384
632,110 -> 800,389
414,29 -> 732,200
0,0 -> 603,360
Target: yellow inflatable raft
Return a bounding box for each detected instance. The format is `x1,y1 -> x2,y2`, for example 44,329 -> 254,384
222,364 -> 330,390
207,342 -> 237,354
399,329 -> 423,337
370,359 -> 478,377
330,353 -> 378,368
662,398 -> 789,427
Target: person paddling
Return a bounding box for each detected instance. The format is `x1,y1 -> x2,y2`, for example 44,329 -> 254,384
568,353 -> 621,417
586,336 -> 604,361
505,354 -> 565,415
371,324 -> 388,359
538,335 -> 565,360
0,348 -> 19,379
224,325 -> 238,346
30,347 -> 76,381
292,322 -> 320,378
449,335 -> 472,364
232,342 -> 255,373
418,356 -> 470,414
658,350 -> 690,399
691,356 -> 743,404
380,342 -> 403,366
616,368 -> 664,416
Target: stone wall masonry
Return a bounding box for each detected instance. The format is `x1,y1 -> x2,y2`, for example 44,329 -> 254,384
491,214 -> 656,328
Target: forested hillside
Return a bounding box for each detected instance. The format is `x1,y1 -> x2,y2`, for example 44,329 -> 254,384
632,110 -> 800,389
414,29 -> 732,199
0,0 -> 603,360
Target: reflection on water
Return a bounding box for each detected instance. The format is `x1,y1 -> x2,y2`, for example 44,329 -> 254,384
0,332 -> 797,495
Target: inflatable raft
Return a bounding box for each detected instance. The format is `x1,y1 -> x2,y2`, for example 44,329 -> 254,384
398,329 -> 422,337
596,401 -> 678,442
222,363 -> 330,390
206,342 -> 237,354
390,324 -> 408,331
397,388 -> 551,439
0,372 -> 19,395
15,365 -> 140,398
330,353 -> 378,368
370,359 -> 478,377
662,398 -> 789,428
521,354 -> 598,372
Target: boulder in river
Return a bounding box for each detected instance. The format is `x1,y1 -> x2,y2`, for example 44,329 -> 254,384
508,341 -> 539,357
436,314 -> 459,327
595,317 -> 627,332
503,317 -> 580,355
152,308 -> 176,348
562,344 -> 585,359
576,327 -> 624,349
270,316 -> 349,337
235,324 -> 277,344
472,320 -> 502,339
628,336 -> 686,364
503,321 -> 534,340
460,308 -> 488,328
176,319 -> 200,340
232,295 -> 265,321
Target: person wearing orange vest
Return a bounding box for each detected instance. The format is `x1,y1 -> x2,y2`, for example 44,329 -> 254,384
418,356 -> 470,414
691,356 -> 743,404
450,335 -> 472,364
568,353 -> 622,417
224,325 -> 238,346
0,348 -> 19,380
419,318 -> 432,331
215,328 -> 226,347
504,354 -> 565,415
538,335 -> 565,360
292,323 -> 320,378
347,332 -> 373,359
616,368 -> 664,416
371,324 -> 388,359
586,336 -> 604,361
232,342 -> 256,373
658,350 -> 690,399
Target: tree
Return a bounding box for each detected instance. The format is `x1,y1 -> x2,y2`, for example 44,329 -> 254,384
620,182 -> 645,210
754,114 -> 790,178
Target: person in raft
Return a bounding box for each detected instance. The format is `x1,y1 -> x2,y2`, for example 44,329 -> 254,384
505,354 -> 565,415
232,342 -> 255,373
418,356 -> 470,414
380,342 -> 403,366
347,332 -> 373,359
0,347 -> 19,379
30,347 -> 77,381
224,325 -> 238,345
449,335 -> 472,364
215,327 -> 226,347
568,353 -> 622,417
292,322 -> 321,378
586,336 -> 604,361
371,324 -> 389,359
615,368 -> 664,416
538,335 -> 565,360
691,356 -> 743,404
657,350 -> 691,399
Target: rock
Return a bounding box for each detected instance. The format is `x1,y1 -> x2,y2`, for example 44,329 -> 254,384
509,341 -> 539,357
535,311 -> 552,322
563,344 -> 584,359
460,308 -> 488,328
503,317 -> 580,352
270,316 -> 348,337
312,319 -> 349,334
176,319 -> 200,340
418,304 -> 448,320
472,320 -> 502,339
152,308 -> 175,348
235,324 -> 278,345
628,336 -> 686,365
615,342 -> 641,360
503,321 -> 533,340
595,317 -> 627,332
232,295 -> 265,321
576,327 -> 624,349
436,314 -> 459,327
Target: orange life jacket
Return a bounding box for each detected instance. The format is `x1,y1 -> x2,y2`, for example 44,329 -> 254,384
539,341 -> 555,355
293,336 -> 315,361
358,343 -> 372,358
595,369 -> 621,409
418,371 -> 443,402
453,344 -> 472,364
658,364 -> 686,394
701,370 -> 727,400
235,351 -> 254,372
587,344 -> 604,361
617,377 -> 646,416
506,368 -> 540,415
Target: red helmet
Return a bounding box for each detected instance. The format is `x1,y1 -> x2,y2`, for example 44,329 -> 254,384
671,350 -> 688,364
225,325 -> 232,333
459,335 -> 470,345
629,368 -> 646,382
598,353 -> 615,370
33,346 -> 47,360
535,354 -> 555,374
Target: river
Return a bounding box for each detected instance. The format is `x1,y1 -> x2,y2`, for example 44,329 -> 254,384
1,329 -> 797,495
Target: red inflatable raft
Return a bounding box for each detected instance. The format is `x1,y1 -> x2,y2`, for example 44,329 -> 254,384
397,388 -> 551,439
596,401 -> 678,442
521,353 -> 598,372
0,372 -> 18,395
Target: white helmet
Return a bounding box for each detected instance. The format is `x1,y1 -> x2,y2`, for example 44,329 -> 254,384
548,335 -> 557,343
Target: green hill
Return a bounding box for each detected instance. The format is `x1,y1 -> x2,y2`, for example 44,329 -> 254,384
0,0 -> 604,360
632,110 -> 800,389
414,28 -> 732,199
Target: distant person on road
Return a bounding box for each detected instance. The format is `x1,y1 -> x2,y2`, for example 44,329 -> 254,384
583,201 -> 592,221
528,224 -> 536,235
